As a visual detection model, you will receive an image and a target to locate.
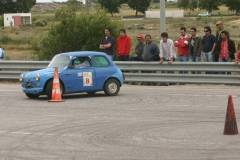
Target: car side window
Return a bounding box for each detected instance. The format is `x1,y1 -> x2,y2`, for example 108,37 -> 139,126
91,56 -> 110,67
72,57 -> 91,68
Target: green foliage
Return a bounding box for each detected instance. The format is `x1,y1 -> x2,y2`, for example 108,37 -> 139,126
0,0 -> 36,14
35,10 -> 122,60
66,0 -> 83,11
97,0 -> 122,15
0,16 -> 3,27
55,6 -> 76,21
127,0 -> 151,16
177,0 -> 198,10
34,19 -> 48,27
199,0 -> 221,13
223,0 -> 240,15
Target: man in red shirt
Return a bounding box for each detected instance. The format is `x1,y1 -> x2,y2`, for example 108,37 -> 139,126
174,27 -> 189,62
116,29 -> 132,61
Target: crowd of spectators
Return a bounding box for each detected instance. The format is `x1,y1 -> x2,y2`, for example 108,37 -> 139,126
99,21 -> 240,63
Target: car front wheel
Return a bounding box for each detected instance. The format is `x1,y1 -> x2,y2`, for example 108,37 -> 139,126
104,79 -> 120,96
45,80 -> 63,100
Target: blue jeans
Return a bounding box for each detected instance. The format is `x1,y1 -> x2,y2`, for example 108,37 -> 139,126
177,56 -> 188,62
202,51 -> 213,62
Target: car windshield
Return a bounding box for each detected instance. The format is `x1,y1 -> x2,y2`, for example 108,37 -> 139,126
48,54 -> 71,68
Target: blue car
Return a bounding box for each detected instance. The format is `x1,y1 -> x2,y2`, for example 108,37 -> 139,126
20,51 -> 124,99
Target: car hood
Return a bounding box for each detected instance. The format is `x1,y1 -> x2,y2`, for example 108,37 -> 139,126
23,68 -> 63,79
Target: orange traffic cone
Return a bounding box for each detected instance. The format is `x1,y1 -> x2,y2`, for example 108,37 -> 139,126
49,67 -> 64,102
223,95 -> 238,135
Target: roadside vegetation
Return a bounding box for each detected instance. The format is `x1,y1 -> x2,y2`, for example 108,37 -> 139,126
0,0 -> 239,60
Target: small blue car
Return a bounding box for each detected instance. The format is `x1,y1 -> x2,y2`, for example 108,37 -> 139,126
20,51 -> 124,99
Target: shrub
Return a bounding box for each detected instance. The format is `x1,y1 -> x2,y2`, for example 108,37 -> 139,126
35,10 -> 122,60
0,16 -> 3,27
34,20 -> 48,27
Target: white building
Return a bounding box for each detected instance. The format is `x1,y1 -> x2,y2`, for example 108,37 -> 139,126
3,13 -> 32,28
145,10 -> 184,18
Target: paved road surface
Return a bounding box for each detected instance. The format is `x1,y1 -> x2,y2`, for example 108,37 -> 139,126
0,83 -> 240,160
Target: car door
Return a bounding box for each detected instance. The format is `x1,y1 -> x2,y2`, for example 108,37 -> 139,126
91,55 -> 114,90
61,56 -> 95,93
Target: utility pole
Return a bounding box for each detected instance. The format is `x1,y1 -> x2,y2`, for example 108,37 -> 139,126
160,0 -> 166,34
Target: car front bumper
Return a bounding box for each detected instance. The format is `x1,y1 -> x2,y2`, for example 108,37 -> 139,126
22,87 -> 44,95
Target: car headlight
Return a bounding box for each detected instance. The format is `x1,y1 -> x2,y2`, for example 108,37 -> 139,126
35,73 -> 40,81
19,74 -> 24,82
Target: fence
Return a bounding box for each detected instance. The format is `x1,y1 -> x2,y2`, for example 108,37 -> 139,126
0,60 -> 240,85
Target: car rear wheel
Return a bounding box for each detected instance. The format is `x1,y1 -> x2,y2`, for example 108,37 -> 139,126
45,80 -> 63,100
25,93 -> 39,99
104,79 -> 120,96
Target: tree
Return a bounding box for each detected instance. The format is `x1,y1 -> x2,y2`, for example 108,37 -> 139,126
66,0 -> 82,11
127,0 -> 151,16
223,0 -> 240,15
35,10 -> 122,60
97,0 -> 122,16
177,0 -> 198,11
199,0 -> 221,13
0,0 -> 36,15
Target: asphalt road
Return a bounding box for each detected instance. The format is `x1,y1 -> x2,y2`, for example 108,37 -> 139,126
0,83 -> 240,160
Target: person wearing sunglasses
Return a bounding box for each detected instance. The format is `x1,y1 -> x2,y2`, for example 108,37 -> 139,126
201,26 -> 216,62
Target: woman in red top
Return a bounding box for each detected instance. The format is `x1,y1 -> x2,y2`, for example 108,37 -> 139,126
116,29 -> 132,61
215,31 -> 236,62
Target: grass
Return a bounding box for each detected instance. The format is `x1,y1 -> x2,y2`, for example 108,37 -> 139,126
0,4 -> 240,60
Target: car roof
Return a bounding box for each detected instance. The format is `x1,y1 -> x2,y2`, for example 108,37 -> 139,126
60,51 -> 107,57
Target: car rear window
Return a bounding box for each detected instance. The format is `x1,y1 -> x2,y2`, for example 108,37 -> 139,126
91,56 -> 110,67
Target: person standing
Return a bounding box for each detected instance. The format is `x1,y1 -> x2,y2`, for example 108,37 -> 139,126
159,32 -> 176,64
216,21 -> 224,41
142,34 -> 160,61
131,34 -> 145,61
174,27 -> 189,62
215,31 -> 236,62
235,43 -> 240,64
189,27 -> 202,62
99,28 -> 115,60
214,21 -> 225,61
201,26 -> 216,62
116,29 -> 132,61
0,48 -> 5,60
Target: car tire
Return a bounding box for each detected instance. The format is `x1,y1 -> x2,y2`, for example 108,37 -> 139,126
25,93 -> 39,99
45,80 -> 63,100
104,79 -> 120,96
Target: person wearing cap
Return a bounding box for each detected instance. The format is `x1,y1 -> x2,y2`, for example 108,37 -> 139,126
159,32 -> 176,64
216,21 -> 224,41
131,34 -> 145,61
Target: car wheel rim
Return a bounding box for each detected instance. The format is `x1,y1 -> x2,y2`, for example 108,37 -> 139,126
108,82 -> 118,94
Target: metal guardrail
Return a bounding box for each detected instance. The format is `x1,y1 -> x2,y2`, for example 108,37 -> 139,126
0,60 -> 240,85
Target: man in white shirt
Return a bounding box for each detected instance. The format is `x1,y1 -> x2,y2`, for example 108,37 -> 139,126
159,32 -> 176,64
0,48 -> 4,60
